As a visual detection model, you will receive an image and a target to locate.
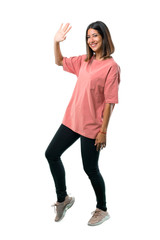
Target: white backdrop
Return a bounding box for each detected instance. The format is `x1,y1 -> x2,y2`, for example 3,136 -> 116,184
0,0 -> 160,239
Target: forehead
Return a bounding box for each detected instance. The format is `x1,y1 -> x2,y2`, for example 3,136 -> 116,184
87,28 -> 99,35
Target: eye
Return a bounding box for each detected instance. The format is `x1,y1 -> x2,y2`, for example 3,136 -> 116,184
87,34 -> 98,39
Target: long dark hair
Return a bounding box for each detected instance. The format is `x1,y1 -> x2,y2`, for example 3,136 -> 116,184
85,21 -> 115,62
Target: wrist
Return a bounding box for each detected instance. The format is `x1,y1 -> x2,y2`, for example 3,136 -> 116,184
100,127 -> 107,132
99,130 -> 106,134
54,38 -> 59,44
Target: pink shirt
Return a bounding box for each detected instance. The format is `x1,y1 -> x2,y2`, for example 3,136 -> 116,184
62,54 -> 121,139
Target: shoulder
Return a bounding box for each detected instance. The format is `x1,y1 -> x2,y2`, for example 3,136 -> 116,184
107,58 -> 120,72
81,54 -> 87,61
71,54 -> 87,63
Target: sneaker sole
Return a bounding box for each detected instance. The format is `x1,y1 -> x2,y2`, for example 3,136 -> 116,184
88,214 -> 110,226
55,197 -> 75,222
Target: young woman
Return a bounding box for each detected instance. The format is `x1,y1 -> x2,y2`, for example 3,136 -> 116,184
45,21 -> 121,226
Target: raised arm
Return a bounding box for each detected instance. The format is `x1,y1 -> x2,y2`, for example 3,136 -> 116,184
54,23 -> 72,66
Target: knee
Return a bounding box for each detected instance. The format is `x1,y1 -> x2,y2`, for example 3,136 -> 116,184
83,167 -> 100,179
45,148 -> 50,162
45,148 -> 58,164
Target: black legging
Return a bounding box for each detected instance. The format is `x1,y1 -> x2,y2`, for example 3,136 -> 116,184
45,124 -> 107,211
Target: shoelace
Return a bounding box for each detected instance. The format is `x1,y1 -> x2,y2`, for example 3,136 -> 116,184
51,203 -> 58,213
91,210 -> 102,218
50,194 -> 71,213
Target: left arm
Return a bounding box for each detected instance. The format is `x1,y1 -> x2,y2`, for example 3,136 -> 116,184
100,103 -> 115,132
94,103 -> 115,151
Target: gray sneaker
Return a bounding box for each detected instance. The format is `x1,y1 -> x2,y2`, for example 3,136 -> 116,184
52,196 -> 75,222
88,208 -> 110,226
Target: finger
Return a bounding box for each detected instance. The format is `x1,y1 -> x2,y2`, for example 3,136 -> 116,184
63,23 -> 70,32
59,23 -> 63,30
95,143 -> 98,150
99,143 -> 105,150
64,25 -> 72,35
96,143 -> 101,151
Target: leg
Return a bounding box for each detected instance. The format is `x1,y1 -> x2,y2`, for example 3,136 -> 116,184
80,136 -> 107,211
45,124 -> 80,202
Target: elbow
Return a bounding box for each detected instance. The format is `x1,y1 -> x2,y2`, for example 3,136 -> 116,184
55,61 -> 63,66
111,103 -> 115,113
105,103 -> 115,113
55,57 -> 63,66
111,103 -> 115,108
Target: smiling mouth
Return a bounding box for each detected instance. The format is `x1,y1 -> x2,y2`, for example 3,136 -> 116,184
90,43 -> 97,48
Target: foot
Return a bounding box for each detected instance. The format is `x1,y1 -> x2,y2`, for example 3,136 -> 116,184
52,196 -> 75,222
88,208 -> 110,226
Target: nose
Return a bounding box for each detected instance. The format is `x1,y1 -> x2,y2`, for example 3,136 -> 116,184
88,36 -> 95,44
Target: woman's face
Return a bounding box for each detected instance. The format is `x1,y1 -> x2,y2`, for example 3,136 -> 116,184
87,28 -> 103,54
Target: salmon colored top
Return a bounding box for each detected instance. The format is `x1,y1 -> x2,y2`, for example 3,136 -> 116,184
62,54 -> 121,139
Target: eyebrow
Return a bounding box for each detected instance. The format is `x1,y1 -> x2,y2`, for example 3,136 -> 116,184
87,33 -> 98,36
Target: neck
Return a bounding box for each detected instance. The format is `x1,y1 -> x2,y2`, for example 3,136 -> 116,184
94,52 -> 103,60
94,54 -> 103,61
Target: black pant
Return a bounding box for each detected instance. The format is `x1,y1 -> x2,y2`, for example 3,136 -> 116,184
45,124 -> 107,211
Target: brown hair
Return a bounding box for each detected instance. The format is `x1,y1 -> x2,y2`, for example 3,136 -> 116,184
85,21 -> 115,62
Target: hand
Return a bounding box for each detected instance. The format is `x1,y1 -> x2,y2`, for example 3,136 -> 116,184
54,23 -> 72,43
94,132 -> 106,151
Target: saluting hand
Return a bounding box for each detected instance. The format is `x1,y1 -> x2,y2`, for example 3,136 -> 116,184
94,132 -> 106,151
54,23 -> 72,43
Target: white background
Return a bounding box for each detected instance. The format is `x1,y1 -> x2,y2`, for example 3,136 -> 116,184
0,0 -> 160,239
